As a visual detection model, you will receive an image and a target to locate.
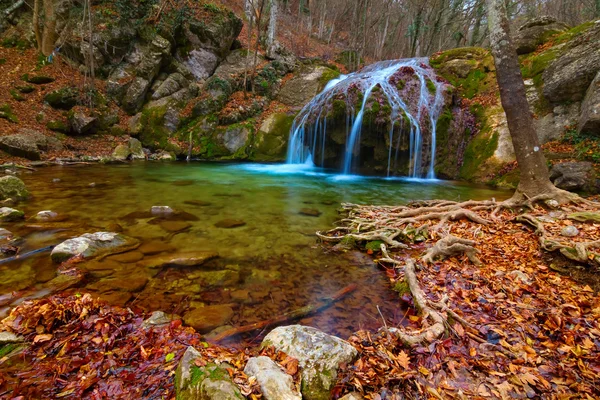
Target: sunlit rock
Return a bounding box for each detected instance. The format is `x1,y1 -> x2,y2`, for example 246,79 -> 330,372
244,356 -> 301,400
51,232 -> 140,263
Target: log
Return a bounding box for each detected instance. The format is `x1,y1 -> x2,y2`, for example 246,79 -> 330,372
210,284 -> 358,342
0,245 -> 54,266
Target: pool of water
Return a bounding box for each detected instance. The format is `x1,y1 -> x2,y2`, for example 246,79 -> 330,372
1,162 -> 510,343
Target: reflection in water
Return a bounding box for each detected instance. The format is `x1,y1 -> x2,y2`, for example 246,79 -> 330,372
1,163 -> 510,344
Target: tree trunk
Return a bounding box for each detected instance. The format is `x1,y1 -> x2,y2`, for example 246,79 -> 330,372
266,0 -> 278,57
245,0 -> 254,23
485,0 -> 556,199
33,0 -> 42,53
596,0 -> 600,18
41,0 -> 57,56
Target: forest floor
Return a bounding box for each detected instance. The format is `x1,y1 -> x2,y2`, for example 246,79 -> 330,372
1,199 -> 599,399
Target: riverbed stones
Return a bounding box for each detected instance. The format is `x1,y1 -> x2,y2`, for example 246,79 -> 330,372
214,219 -> 246,228
0,228 -> 12,240
0,207 -> 24,222
159,220 -> 192,232
262,325 -> 358,400
142,251 -> 219,269
0,176 -> 29,201
51,232 -> 140,263
34,210 -> 59,221
107,251 -> 144,263
151,205 -> 175,216
299,208 -> 322,217
244,356 -> 301,400
182,305 -> 234,333
112,138 -> 146,161
176,346 -> 244,400
138,241 -> 176,255
188,270 -> 240,287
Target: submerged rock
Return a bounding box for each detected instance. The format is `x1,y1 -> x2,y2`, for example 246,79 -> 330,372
51,232 -> 140,263
137,241 -> 176,255
151,205 -> 175,216
33,210 -> 60,221
0,207 -> 25,222
141,251 -> 219,268
183,305 -> 234,333
244,356 -> 301,400
299,208 -> 322,217
0,176 -> 29,201
175,346 -> 244,400
262,325 -> 358,400
214,219 -> 246,228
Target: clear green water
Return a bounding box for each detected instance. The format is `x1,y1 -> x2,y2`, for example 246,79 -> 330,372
1,162 -> 510,343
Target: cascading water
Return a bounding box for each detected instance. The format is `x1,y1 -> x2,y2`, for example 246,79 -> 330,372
286,58 -> 446,178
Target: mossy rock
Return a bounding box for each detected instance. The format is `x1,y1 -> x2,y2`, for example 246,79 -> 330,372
10,89 -> 25,101
393,280 -> 410,296
22,74 -> 55,85
0,104 -> 18,123
365,240 -> 383,252
47,120 -> 69,134
0,176 -> 29,201
16,85 -> 35,94
568,212 -> 600,223
253,112 -> 295,161
44,87 -> 80,110
0,58 -> 6,65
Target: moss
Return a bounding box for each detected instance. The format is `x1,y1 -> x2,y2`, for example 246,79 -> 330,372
552,21 -> 594,45
493,168 -> 520,189
47,120 -> 69,133
461,69 -> 487,99
1,37 -> 30,50
365,240 -> 383,252
340,236 -> 357,248
22,74 -> 55,85
393,280 -> 410,296
139,104 -> 171,149
318,67 -> 341,91
0,343 -> 21,358
16,85 -> 35,94
10,89 -> 25,101
433,109 -> 455,177
0,103 -> 18,123
328,100 -> 348,119
396,79 -> 405,91
0,58 -> 6,65
459,105 -> 499,181
426,78 -> 436,94
521,48 -> 559,84
429,47 -> 489,68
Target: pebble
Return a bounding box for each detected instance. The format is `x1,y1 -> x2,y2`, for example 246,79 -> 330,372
560,225 -> 579,237
151,205 -> 175,216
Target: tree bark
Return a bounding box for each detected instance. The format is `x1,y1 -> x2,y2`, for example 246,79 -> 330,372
266,0 -> 278,57
485,0 -> 556,199
41,0 -> 57,56
33,0 -> 42,53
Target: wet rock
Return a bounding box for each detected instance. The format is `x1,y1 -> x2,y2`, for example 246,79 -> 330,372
151,206 -> 175,216
183,305 -> 234,333
138,241 -> 176,255
262,325 -> 358,400
97,291 -> 133,306
246,269 -> 281,285
277,66 -> 339,109
87,273 -> 148,293
579,70 -> 600,136
0,228 -> 12,240
244,356 -> 301,400
560,225 -> 579,237
142,251 -> 219,269
0,130 -> 63,161
214,219 -> 246,228
0,207 -> 25,222
299,208 -> 322,217
176,346 -> 244,400
254,113 -> 294,161
184,200 -> 212,207
107,251 -> 144,263
68,110 -> 98,135
189,270 -> 240,287
33,210 -> 59,221
514,16 -> 569,55
0,176 -> 29,201
112,137 -> 146,161
159,220 -> 192,232
141,310 -> 179,328
78,259 -> 122,272
230,289 -> 250,302
51,232 -> 140,263
550,162 -> 597,192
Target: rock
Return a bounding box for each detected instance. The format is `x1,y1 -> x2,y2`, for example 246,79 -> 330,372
579,70 -> 600,136
87,274 -> 148,292
34,210 -> 59,221
183,305 -> 234,333
214,219 -> 246,228
138,241 -> 176,255
69,110 -> 98,135
188,270 -> 240,287
277,66 -> 340,109
534,103 -> 580,144
149,150 -> 175,161
219,125 -> 250,154
0,207 -> 25,222
299,208 -> 322,217
244,356 -> 301,400
142,310 -> 178,328
0,228 -> 13,240
44,86 -> 79,110
262,325 -> 358,400
549,162 -> 597,192
23,74 -> 54,84
112,144 -> 130,161
152,73 -> 189,100
106,251 -> 144,263
0,130 -> 63,160
230,289 -> 249,302
122,77 -> 151,114
159,221 -> 192,232
175,346 -> 244,400
339,393 -> 363,400
151,206 -> 175,216
543,23 -> 600,103
112,138 -> 146,161
50,232 -> 140,263
514,16 -> 569,55
254,113 -> 294,161
246,269 -> 281,285
142,251 -> 219,268
560,225 -> 579,237
0,176 -> 29,201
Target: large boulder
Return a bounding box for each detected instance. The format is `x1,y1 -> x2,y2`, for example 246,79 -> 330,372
175,346 -> 244,400
262,325 -> 358,400
514,16 -> 569,55
550,162 -> 598,193
51,232 -> 140,263
253,113 -> 294,161
219,125 -> 250,154
543,22 -> 600,103
0,129 -> 63,160
112,138 -> 146,161
277,66 -> 340,109
68,109 -> 98,135
244,356 -> 301,400
44,86 -> 80,110
0,176 -> 29,201
579,70 -> 600,135
175,9 -> 243,80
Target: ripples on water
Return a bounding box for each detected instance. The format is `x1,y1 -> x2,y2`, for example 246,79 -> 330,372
1,162 -> 510,344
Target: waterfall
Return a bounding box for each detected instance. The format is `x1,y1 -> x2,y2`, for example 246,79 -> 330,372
286,58 -> 446,178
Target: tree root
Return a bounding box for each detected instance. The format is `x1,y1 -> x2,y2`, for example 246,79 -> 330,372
422,235 -> 481,266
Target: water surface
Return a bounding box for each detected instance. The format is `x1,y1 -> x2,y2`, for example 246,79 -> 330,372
1,162 -> 510,343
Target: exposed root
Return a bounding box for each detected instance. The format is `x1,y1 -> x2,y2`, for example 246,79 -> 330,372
421,235 -> 481,266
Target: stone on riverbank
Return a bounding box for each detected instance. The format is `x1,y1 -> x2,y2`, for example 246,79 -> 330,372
262,325 -> 358,400
244,356 -> 301,400
51,232 -> 140,263
182,305 -> 234,333
0,207 -> 25,222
